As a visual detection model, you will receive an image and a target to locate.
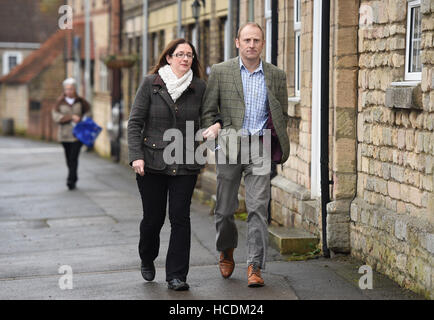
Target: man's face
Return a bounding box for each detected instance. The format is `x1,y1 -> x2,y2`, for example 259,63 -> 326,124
235,25 -> 265,61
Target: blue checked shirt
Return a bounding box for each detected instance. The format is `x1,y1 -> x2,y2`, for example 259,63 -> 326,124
240,58 -> 268,136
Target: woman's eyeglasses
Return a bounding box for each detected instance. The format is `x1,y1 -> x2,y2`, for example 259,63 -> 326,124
172,52 -> 194,59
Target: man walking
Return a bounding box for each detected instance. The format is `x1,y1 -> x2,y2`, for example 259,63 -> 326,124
201,22 -> 289,287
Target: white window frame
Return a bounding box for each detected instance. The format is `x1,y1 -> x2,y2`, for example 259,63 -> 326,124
265,0 -> 272,63
294,0 -> 301,30
405,0 -> 422,81
294,0 -> 301,97
2,51 -> 22,75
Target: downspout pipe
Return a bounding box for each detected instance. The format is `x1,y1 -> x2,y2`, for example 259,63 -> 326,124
320,0 -> 331,258
271,0 -> 278,66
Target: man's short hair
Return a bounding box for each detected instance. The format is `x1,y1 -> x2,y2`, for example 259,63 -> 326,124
236,22 -> 265,40
62,77 -> 77,88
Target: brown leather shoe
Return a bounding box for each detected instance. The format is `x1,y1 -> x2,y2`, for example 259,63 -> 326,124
247,264 -> 265,287
219,248 -> 235,279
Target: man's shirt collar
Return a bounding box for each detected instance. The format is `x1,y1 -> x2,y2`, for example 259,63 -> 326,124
239,57 -> 263,74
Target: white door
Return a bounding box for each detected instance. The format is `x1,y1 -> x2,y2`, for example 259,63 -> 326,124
311,0 -> 322,197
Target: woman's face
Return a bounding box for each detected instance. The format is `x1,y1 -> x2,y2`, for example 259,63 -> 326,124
64,84 -> 76,98
166,43 -> 194,78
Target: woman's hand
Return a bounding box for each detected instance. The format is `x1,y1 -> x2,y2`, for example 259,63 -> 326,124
72,115 -> 81,123
132,159 -> 145,176
202,122 -> 221,140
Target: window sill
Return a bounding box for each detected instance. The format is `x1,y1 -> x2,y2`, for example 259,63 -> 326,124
288,96 -> 301,117
385,81 -> 422,110
390,81 -> 420,87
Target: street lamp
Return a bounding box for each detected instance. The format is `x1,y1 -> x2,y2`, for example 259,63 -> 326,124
191,0 -> 205,54
191,0 -> 201,21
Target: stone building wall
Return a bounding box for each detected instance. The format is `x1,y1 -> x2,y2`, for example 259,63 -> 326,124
28,53 -> 66,141
351,0 -> 434,299
0,84 -> 28,134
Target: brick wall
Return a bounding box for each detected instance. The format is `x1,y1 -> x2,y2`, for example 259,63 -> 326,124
352,0 -> 434,299
28,53 -> 66,141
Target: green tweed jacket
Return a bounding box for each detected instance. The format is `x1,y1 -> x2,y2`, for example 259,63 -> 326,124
201,57 -> 289,164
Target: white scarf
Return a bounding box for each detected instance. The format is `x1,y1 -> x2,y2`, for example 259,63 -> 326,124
158,64 -> 193,102
65,97 -> 75,105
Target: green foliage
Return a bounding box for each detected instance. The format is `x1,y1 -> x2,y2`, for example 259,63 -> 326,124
234,212 -> 248,221
39,0 -> 63,15
286,245 -> 321,261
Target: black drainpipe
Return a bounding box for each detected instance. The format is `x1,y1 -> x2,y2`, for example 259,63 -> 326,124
271,0 -> 278,66
320,0 -> 331,258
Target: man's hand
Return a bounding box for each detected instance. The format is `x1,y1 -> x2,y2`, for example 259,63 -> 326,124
202,122 -> 221,140
132,159 -> 145,176
71,115 -> 81,123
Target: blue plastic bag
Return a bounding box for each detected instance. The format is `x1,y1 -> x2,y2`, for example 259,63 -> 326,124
72,117 -> 102,147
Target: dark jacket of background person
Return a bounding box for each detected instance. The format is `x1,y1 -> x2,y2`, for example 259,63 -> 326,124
128,73 -> 207,176
52,95 -> 92,142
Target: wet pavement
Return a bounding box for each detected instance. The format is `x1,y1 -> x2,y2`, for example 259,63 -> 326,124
0,136 -> 423,300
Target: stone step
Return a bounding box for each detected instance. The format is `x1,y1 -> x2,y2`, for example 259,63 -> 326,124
268,225 -> 319,255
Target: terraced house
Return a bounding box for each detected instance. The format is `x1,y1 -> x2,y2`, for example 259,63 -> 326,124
0,0 -> 432,298
117,0 -> 433,298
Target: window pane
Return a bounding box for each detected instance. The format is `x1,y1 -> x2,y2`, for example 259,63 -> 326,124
296,32 -> 300,95
410,6 -> 421,73
8,56 -> 17,70
296,0 -> 301,23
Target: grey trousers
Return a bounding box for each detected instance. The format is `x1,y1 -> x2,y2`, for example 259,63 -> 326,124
214,137 -> 271,269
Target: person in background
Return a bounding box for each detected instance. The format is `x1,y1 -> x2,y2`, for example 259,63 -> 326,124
52,78 -> 91,190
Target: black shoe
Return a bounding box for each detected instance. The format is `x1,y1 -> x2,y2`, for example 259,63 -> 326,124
141,261 -> 155,281
67,182 -> 76,190
167,279 -> 189,291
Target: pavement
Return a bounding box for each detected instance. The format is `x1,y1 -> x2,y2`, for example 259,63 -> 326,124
0,136 -> 425,300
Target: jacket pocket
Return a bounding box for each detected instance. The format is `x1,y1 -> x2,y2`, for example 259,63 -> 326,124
143,136 -> 169,171
222,117 -> 232,128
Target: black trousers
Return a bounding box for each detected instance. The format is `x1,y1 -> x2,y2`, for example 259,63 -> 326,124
61,141 -> 83,186
136,172 -> 198,282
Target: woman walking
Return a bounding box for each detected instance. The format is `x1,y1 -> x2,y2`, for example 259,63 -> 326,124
52,78 -> 91,190
128,39 -> 218,291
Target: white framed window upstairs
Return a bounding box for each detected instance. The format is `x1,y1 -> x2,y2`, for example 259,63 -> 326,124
2,51 -> 22,75
405,0 -> 422,81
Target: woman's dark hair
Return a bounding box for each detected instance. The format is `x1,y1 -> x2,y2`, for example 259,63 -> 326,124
149,38 -> 203,79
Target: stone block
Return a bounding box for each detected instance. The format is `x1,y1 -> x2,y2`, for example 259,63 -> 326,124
268,225 -> 319,254
388,0 -> 407,22
395,219 -> 408,241
350,202 -> 359,222
385,86 -> 423,110
326,220 -> 350,253
427,233 -> 434,254
388,181 -> 401,199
